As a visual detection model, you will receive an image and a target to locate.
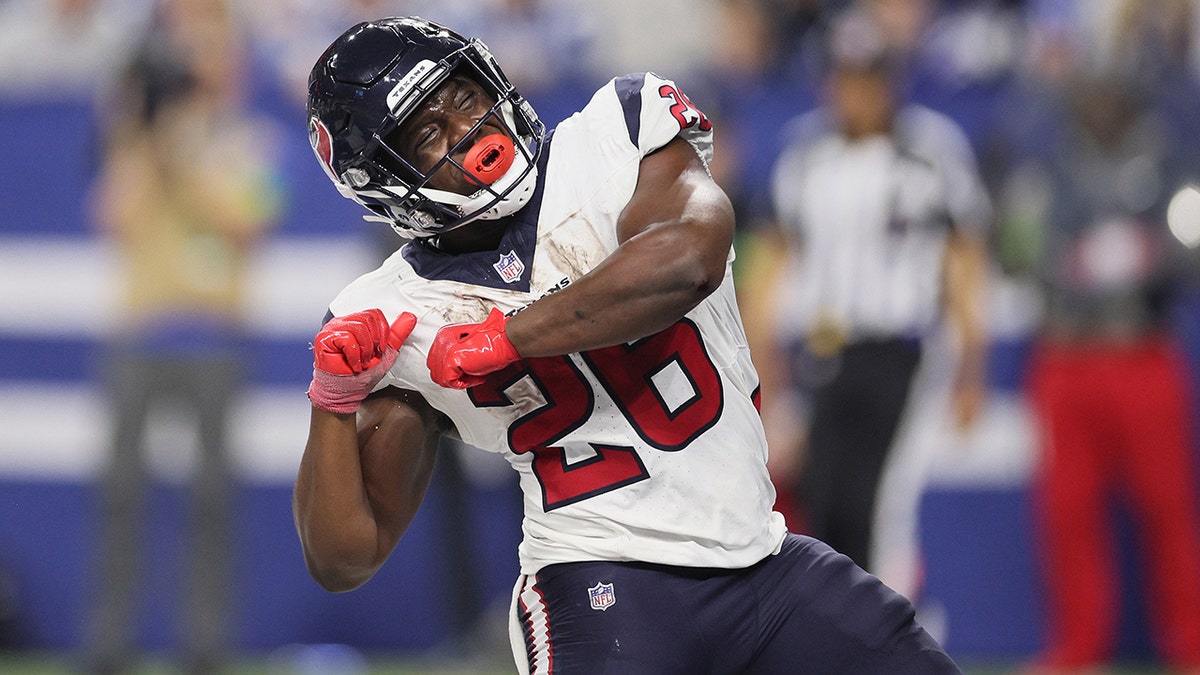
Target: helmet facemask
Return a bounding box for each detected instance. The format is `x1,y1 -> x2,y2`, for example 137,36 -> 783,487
341,39 -> 543,238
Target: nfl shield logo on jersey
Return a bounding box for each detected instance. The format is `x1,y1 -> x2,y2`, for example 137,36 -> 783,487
493,249 -> 526,283
587,581 -> 616,611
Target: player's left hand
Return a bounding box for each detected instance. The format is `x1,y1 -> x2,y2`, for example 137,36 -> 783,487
308,309 -> 417,414
427,308 -> 521,389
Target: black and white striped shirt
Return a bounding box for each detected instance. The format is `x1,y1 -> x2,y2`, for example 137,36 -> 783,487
769,104 -> 991,344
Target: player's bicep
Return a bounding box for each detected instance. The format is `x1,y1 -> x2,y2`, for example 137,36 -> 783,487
357,387 -> 446,552
616,137 -> 734,264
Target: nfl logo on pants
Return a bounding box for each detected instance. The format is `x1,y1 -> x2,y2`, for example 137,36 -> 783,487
588,582 -> 616,611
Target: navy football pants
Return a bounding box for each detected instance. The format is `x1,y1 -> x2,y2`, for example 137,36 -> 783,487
511,533 -> 959,674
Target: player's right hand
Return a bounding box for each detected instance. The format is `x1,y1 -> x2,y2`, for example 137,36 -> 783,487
307,309 -> 417,414
427,308 -> 521,389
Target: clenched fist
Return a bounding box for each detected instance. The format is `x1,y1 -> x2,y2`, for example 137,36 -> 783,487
427,308 -> 521,389
307,309 -> 417,413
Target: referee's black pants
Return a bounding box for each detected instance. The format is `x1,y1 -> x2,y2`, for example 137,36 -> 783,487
797,338 -> 922,572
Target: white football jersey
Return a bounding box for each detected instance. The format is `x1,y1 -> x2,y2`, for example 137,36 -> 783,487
326,72 -> 787,574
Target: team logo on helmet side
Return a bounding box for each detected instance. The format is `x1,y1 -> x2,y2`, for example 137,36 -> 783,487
308,116 -> 338,182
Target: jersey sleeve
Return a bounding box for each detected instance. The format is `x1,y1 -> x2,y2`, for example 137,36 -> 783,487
603,72 -> 714,166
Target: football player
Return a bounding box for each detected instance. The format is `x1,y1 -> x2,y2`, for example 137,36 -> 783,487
292,17 -> 960,674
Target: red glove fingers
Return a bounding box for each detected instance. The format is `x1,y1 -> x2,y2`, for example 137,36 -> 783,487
314,323 -> 371,375
308,309 -> 417,413
427,308 -> 521,389
314,309 -> 415,375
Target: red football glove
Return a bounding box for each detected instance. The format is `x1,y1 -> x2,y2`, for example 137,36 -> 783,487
307,309 -> 417,413
427,308 -> 521,389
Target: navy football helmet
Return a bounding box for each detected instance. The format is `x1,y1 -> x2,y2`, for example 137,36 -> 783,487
307,17 -> 545,238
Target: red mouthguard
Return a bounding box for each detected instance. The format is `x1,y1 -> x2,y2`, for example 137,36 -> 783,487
464,134 -> 515,185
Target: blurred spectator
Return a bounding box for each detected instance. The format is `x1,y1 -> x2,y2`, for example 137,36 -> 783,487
82,0 -> 282,672
242,0 -> 441,109
433,0 -> 597,91
587,0 -> 719,83
997,64 -> 1200,673
0,0 -> 147,99
695,0 -> 824,232
907,0 -> 1027,150
723,0 -> 827,86
430,0 -> 601,127
1103,0 -> 1197,77
755,6 -> 991,576
1103,0 -> 1200,184
861,0 -> 938,61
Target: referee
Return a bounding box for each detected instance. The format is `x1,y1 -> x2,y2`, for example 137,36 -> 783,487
760,9 -> 991,575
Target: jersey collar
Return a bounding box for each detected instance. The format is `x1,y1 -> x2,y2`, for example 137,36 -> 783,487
400,131 -> 554,292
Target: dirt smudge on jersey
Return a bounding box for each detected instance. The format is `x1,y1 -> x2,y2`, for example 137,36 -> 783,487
430,295 -> 493,325
542,216 -> 607,281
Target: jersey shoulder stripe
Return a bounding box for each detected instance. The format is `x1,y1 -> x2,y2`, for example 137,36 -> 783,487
613,72 -> 646,147
569,72 -> 714,167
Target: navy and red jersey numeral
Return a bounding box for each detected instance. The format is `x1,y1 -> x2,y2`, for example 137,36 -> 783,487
469,319 -> 723,511
580,320 -> 722,451
659,84 -> 712,132
469,356 -> 649,511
